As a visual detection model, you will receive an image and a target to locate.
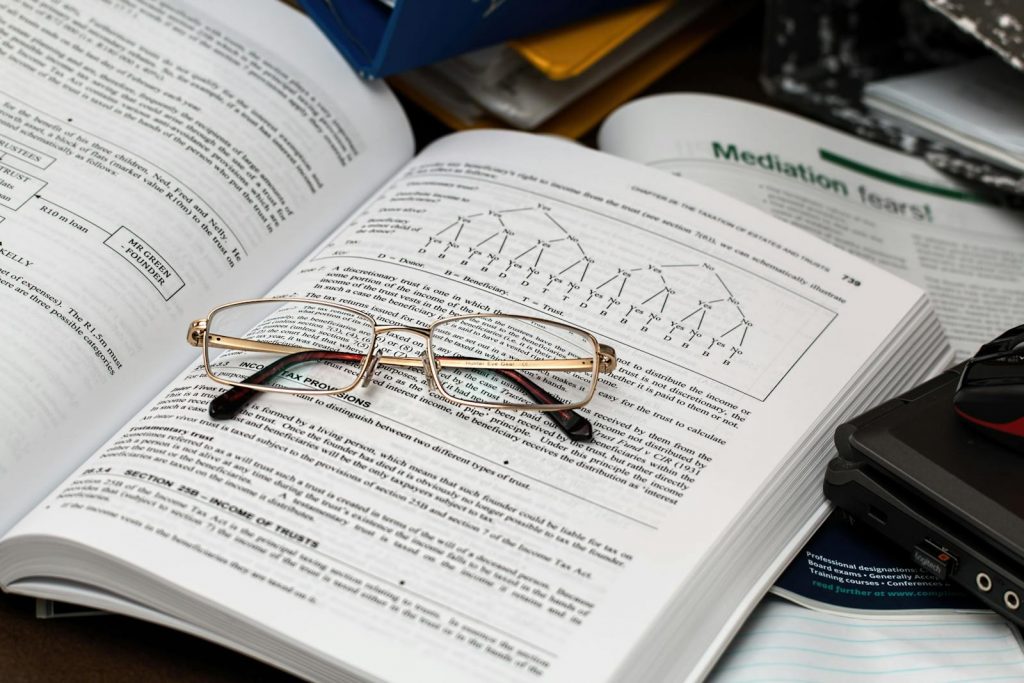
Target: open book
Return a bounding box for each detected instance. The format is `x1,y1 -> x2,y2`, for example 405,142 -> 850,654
0,2 -> 950,682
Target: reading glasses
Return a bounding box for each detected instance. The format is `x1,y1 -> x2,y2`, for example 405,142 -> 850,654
187,297 -> 617,441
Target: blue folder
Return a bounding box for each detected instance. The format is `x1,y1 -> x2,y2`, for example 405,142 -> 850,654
297,0 -> 648,79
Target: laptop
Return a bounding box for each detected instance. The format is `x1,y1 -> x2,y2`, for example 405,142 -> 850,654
825,363 -> 1024,626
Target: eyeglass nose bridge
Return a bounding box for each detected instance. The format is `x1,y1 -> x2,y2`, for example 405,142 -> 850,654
366,325 -> 435,388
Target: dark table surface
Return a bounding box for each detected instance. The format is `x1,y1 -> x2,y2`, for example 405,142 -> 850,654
0,6 -> 766,682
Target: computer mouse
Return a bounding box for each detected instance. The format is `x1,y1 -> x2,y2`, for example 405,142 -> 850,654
953,324 -> 1024,452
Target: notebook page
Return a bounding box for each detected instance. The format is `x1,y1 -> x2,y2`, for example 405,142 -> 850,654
709,597 -> 1024,683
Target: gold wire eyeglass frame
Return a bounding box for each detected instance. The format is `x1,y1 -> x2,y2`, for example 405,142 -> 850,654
187,297 -> 617,412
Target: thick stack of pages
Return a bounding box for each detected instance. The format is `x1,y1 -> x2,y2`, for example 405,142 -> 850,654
0,2 -> 949,682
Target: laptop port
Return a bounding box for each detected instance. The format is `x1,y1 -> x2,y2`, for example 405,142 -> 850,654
1005,590 -> 1020,611
867,505 -> 887,525
977,572 -> 993,592
912,541 -> 956,579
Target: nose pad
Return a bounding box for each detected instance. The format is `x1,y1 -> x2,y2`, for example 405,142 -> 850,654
361,350 -> 384,388
420,353 -> 438,391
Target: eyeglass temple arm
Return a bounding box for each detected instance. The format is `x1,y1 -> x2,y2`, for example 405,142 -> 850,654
207,349 -> 594,441
209,349 -> 358,419
487,366 -> 593,441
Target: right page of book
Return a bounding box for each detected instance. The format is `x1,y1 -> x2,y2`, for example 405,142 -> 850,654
598,93 -> 1024,360
2,131 -> 931,683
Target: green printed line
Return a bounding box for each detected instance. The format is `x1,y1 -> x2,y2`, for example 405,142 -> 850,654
818,149 -> 985,202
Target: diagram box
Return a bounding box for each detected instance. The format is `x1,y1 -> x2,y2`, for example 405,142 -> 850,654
104,227 -> 185,301
0,134 -> 55,169
0,163 -> 45,210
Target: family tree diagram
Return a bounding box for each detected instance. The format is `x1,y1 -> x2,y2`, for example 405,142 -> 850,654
422,205 -> 752,350
331,176 -> 836,401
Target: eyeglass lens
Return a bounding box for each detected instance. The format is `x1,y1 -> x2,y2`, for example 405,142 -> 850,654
430,316 -> 598,407
205,300 -> 374,393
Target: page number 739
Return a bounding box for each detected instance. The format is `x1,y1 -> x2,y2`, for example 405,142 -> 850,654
842,275 -> 862,287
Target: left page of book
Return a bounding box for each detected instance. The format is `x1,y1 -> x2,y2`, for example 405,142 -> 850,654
0,0 -> 414,532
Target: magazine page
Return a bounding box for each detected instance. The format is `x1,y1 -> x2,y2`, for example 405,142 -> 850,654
771,511 -> 978,615
2,131 -> 931,683
598,93 -> 1024,360
0,0 -> 413,532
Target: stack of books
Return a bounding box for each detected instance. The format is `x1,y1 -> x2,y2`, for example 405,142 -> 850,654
388,0 -> 745,137
298,0 -> 747,138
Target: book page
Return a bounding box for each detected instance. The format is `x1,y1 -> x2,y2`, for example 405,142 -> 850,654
0,0 -> 413,531
598,93 -> 1024,360
2,131 -> 932,683
709,597 -> 1024,682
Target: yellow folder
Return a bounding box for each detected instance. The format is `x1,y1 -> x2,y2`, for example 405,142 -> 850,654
510,0 -> 676,80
